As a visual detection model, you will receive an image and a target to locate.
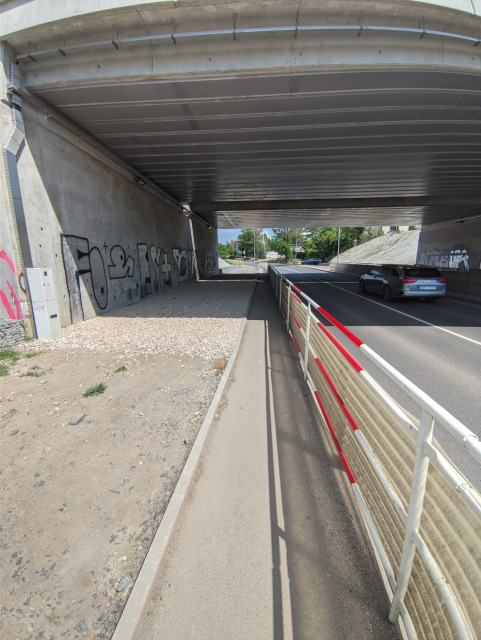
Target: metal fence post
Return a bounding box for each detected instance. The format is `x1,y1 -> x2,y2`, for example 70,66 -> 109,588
303,302 -> 311,381
286,283 -> 291,332
279,276 -> 282,311
389,407 -> 434,623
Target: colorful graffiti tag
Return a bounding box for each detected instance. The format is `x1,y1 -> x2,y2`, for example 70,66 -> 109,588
0,250 -> 24,319
61,235 -> 196,323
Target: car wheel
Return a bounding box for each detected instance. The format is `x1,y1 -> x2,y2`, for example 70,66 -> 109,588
359,280 -> 366,293
383,286 -> 392,302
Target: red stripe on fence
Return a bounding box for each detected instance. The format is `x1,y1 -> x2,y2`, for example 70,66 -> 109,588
292,334 -> 301,353
291,283 -> 303,295
314,391 -> 356,485
292,292 -> 304,305
317,306 -> 364,348
317,322 -> 363,373
314,357 -> 360,433
292,313 -> 302,330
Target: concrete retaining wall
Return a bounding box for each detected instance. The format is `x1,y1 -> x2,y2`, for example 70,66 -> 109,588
1,98 -> 217,327
416,217 -> 481,273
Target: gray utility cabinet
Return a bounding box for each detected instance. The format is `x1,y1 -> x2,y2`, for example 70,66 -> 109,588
26,268 -> 62,340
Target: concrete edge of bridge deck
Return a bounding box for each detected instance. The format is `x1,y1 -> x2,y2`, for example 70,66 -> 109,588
110,274 -> 258,640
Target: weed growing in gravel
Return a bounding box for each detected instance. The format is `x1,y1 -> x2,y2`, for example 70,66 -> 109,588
83,382 -> 107,397
0,348 -> 21,363
0,348 -> 21,376
214,360 -> 228,372
20,365 -> 44,378
23,351 -> 43,359
115,365 -> 127,373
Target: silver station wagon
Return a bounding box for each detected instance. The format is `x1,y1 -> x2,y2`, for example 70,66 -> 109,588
359,265 -> 447,302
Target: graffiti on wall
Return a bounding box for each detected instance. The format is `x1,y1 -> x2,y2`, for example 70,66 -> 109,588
173,248 -> 189,283
205,252 -> 217,274
61,235 -> 109,323
108,245 -> 134,279
161,253 -> 172,285
420,247 -> 471,271
0,250 -> 24,319
137,243 -> 151,297
150,247 -> 162,290
61,235 -> 196,322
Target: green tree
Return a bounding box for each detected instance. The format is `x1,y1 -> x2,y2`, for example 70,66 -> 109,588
218,242 -> 234,259
268,228 -> 297,263
303,227 -> 365,261
238,229 -> 267,259
359,227 -> 384,244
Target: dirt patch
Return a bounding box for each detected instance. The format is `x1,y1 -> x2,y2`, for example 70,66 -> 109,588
0,348 -> 220,639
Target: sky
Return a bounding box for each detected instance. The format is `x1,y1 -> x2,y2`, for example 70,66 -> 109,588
217,228 -> 273,244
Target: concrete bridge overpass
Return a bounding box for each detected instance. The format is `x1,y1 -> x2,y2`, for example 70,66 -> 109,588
1,0 -> 480,327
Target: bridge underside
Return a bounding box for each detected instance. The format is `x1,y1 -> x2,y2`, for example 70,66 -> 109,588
5,0 -> 481,229
31,68 -> 481,228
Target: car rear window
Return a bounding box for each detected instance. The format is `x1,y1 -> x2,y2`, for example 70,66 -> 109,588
404,268 -> 443,278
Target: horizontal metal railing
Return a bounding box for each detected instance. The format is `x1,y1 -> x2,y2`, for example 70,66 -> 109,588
269,265 -> 481,640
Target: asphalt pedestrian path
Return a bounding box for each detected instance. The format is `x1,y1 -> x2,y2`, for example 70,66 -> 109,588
137,273 -> 400,640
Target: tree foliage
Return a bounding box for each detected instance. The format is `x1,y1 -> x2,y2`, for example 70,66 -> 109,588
237,229 -> 267,258
218,242 -> 235,259
359,227 -> 384,243
268,228 -> 297,263
303,227 -> 364,261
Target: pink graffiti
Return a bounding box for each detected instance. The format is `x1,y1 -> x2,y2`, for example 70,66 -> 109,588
1,250 -> 23,319
0,250 -> 15,273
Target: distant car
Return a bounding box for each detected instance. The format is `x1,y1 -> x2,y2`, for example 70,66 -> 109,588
359,265 -> 447,302
301,258 -> 320,265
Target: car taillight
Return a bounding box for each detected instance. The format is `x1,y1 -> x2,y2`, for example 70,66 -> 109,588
437,278 -> 446,283
401,278 -> 417,283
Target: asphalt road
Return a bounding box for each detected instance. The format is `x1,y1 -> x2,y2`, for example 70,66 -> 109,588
275,265 -> 481,490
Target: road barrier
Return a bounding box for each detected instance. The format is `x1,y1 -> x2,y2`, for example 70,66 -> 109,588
269,266 -> 481,640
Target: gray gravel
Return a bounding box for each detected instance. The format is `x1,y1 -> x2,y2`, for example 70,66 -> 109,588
19,279 -> 256,360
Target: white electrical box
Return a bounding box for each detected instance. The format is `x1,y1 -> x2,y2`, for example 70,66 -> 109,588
26,268 -> 62,340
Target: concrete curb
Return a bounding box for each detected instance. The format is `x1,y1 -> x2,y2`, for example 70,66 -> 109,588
111,278 -> 257,640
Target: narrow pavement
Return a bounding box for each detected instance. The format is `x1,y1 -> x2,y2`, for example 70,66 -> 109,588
137,274 -> 399,640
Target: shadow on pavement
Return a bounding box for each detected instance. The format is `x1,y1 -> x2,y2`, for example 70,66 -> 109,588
249,274 -> 400,640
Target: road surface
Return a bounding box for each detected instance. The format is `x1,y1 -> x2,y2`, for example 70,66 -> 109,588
275,265 -> 481,490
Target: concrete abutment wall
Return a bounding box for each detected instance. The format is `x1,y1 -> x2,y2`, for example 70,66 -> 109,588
1,58 -> 218,328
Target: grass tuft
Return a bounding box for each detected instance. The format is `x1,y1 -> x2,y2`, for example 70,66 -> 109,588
23,351 -> 43,359
0,363 -> 9,377
20,370 -> 42,378
0,348 -> 21,363
83,382 -> 107,397
115,365 -> 127,373
213,360 -> 228,372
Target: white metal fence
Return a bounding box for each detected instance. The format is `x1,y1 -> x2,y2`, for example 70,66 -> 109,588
269,266 -> 481,640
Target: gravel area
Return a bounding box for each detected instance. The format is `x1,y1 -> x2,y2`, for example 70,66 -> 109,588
18,279 -> 256,361
1,277 -> 256,639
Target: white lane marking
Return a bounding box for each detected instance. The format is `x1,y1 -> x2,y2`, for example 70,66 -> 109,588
282,281 -> 357,284
277,268 -> 481,347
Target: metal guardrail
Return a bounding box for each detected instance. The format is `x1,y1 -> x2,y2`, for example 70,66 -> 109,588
269,265 -> 481,640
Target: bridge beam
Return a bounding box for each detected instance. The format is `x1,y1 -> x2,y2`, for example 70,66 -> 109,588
191,195 -> 481,212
